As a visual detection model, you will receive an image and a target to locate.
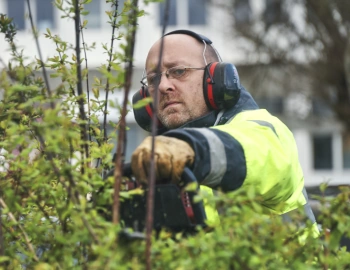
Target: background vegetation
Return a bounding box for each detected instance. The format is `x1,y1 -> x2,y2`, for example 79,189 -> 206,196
217,0 -> 350,131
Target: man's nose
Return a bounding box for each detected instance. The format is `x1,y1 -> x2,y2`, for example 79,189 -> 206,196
157,74 -> 174,94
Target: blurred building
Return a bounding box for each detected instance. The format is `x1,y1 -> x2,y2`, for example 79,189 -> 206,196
0,0 -> 349,187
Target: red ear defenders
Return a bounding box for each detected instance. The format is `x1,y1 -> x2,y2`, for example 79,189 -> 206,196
132,85 -> 165,132
132,30 -> 241,132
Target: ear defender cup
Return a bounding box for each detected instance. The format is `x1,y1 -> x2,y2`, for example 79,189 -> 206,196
132,86 -> 154,132
132,86 -> 164,132
203,62 -> 241,110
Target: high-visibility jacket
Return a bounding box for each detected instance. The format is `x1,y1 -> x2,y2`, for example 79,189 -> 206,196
162,87 -> 319,237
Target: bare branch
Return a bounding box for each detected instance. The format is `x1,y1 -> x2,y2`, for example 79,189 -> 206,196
103,1 -> 120,143
112,0 -> 139,225
74,0 -> 90,168
80,17 -> 92,142
26,0 -> 54,109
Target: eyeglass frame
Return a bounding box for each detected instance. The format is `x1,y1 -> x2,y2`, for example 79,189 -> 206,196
140,66 -> 206,88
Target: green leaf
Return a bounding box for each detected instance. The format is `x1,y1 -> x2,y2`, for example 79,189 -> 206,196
133,97 -> 153,109
81,10 -> 89,16
319,182 -> 328,193
82,19 -> 88,28
92,87 -> 99,99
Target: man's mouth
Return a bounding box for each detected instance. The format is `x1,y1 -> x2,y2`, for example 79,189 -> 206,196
163,101 -> 181,109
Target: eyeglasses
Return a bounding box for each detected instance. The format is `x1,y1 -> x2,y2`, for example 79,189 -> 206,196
141,66 -> 205,89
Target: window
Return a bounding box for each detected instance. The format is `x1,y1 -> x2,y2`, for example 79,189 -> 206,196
159,0 -> 177,26
313,134 -> 333,170
263,0 -> 287,28
36,0 -> 55,30
188,0 -> 206,25
158,0 -> 207,26
85,0 -> 101,28
312,98 -> 333,117
6,0 -> 25,30
234,0 -> 252,25
6,0 -> 56,31
343,132 -> 350,169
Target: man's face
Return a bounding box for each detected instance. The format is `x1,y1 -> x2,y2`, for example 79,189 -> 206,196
145,35 -> 211,129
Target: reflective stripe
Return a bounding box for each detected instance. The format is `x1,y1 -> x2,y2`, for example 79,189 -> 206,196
281,188 -> 316,224
213,110 -> 225,126
209,129 -> 246,191
192,128 -> 227,187
248,120 -> 278,137
302,188 -> 316,224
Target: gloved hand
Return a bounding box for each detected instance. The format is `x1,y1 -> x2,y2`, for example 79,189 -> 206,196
131,136 -> 195,185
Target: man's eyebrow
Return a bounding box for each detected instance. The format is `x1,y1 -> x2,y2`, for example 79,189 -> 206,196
146,69 -> 157,75
145,65 -> 159,75
146,61 -> 188,74
163,61 -> 182,67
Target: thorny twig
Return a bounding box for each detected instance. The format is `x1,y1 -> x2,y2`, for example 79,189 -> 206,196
0,196 -> 3,257
54,41 -> 77,97
112,0 -> 139,225
0,198 -> 39,262
94,0 -> 120,171
33,129 -> 99,244
25,0 -> 54,109
103,1 -> 120,143
79,17 -> 92,142
74,0 -> 90,170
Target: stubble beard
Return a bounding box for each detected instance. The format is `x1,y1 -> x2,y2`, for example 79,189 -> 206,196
158,106 -> 191,129
157,91 -> 209,129
157,102 -> 210,130
157,94 -> 190,129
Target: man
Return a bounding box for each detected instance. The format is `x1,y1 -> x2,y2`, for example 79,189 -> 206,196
131,30 -> 318,236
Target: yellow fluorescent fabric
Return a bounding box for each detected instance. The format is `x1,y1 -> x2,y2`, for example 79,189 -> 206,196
212,109 -> 306,215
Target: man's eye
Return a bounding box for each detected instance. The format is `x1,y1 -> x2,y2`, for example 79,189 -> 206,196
171,68 -> 186,78
148,74 -> 160,86
147,74 -> 156,84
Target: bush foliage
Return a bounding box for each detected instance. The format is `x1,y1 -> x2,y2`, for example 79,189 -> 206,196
0,1 -> 350,269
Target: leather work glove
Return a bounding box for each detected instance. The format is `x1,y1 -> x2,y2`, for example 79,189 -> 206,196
131,136 -> 195,185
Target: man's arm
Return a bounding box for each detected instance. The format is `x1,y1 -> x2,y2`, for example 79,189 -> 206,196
162,109 -> 306,213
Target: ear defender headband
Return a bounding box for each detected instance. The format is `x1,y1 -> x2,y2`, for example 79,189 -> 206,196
132,29 -> 241,132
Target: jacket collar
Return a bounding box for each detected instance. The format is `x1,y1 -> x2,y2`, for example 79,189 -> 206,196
181,87 -> 259,128
219,87 -> 259,125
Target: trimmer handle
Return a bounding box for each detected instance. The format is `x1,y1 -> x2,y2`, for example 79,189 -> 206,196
117,163 -> 207,233
181,167 -> 207,226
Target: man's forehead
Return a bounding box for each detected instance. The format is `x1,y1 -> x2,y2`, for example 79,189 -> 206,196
152,34 -> 201,51
145,34 -> 203,70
